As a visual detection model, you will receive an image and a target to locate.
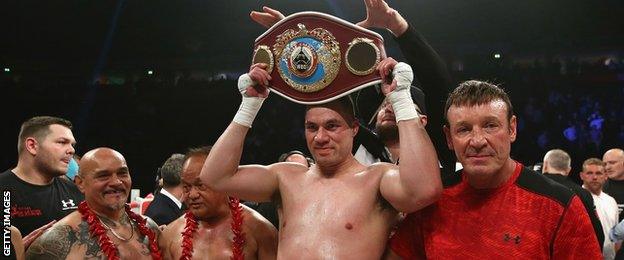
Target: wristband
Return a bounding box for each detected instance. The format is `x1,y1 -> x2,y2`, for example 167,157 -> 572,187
233,74 -> 266,127
388,62 -> 418,122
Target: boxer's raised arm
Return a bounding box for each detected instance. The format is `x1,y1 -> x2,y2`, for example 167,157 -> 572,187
201,122 -> 280,202
200,63 -> 279,202
377,59 -> 442,213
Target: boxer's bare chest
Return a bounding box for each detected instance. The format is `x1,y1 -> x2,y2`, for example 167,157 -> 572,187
66,230 -> 154,260
279,169 -> 388,231
169,224 -> 258,260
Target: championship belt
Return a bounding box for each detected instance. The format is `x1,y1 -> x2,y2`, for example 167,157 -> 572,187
252,12 -> 386,104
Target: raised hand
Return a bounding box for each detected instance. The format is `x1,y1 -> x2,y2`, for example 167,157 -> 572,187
356,0 -> 408,36
377,58 -> 417,122
377,57 -> 399,95
234,63 -> 271,128
250,6 -> 285,29
243,63 -> 271,98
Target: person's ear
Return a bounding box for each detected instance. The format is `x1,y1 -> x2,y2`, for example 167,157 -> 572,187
352,120 -> 359,137
420,115 -> 428,127
75,175 -> 86,194
509,115 -> 517,142
443,125 -> 454,150
25,137 -> 38,155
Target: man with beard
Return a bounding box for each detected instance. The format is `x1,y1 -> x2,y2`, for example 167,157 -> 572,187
0,116 -> 83,237
364,87 -> 428,165
159,146 -> 277,259
25,148 -> 162,259
580,158 -> 619,259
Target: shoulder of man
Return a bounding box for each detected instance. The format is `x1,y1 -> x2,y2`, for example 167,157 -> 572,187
270,161 -> 309,176
53,176 -> 84,197
142,215 -> 162,235
241,205 -> 278,246
442,169 -> 464,188
242,205 -> 277,232
25,212 -> 83,259
160,214 -> 185,241
0,170 -> 18,186
365,162 -> 399,177
515,166 -> 576,207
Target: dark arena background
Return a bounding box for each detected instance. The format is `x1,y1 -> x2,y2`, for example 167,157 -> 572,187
1,0 -> 623,195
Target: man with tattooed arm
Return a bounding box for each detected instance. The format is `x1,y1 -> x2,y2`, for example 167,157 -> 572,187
25,148 -> 162,259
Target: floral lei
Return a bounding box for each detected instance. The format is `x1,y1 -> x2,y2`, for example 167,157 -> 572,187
180,197 -> 245,260
78,201 -> 162,260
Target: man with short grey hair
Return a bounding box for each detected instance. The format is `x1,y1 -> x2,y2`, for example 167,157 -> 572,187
144,153 -> 186,225
542,149 -> 604,248
603,148 -> 624,221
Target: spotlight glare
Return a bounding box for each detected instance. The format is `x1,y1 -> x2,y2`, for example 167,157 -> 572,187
147,70 -> 153,75
494,53 -> 501,59
3,68 -> 9,72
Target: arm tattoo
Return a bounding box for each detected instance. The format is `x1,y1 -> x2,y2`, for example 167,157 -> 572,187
136,217 -> 160,256
25,225 -> 76,260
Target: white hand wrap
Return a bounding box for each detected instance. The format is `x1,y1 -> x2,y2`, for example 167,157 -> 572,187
387,62 -> 419,122
233,74 -> 266,128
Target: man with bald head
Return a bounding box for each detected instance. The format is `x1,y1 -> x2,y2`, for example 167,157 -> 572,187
541,149 -> 604,249
604,148 -> 624,222
25,148 -> 162,259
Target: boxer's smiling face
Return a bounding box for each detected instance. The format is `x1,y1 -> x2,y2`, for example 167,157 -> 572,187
305,106 -> 357,167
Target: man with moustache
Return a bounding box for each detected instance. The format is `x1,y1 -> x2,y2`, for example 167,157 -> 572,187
159,147 -> 277,259
0,116 -> 83,236
25,148 -> 162,259
387,80 -> 602,259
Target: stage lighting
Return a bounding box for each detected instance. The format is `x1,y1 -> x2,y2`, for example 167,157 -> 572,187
3,68 -> 9,72
147,70 -> 154,75
494,53 -> 501,59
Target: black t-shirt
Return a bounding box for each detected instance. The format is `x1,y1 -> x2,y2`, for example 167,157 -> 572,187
0,170 -> 84,235
604,179 -> 624,222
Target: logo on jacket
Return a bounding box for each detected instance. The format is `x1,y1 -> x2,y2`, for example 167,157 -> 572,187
61,199 -> 77,210
504,233 -> 521,244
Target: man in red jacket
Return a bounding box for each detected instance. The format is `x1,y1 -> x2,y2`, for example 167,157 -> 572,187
387,80 -> 603,259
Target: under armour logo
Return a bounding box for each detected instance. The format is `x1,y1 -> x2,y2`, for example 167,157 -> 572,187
504,233 -> 521,244
61,199 -> 75,208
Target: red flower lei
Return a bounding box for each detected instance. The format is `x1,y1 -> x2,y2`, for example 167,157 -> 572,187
78,201 -> 162,260
179,197 -> 245,260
